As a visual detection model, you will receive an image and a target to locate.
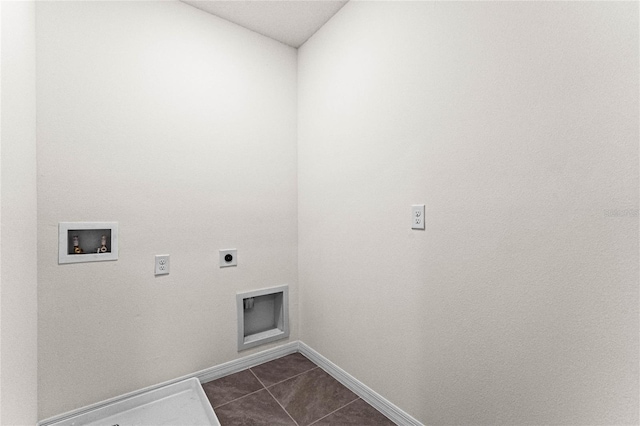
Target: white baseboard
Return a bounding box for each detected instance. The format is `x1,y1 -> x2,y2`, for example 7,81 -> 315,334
196,341 -> 299,384
298,342 -> 423,426
39,340 -> 422,426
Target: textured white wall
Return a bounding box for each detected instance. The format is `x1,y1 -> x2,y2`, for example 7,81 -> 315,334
0,1 -> 38,424
36,1 -> 297,419
298,2 -> 639,424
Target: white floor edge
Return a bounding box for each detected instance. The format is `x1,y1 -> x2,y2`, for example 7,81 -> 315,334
38,340 -> 423,426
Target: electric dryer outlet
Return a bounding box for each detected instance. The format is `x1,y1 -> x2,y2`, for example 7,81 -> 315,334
219,249 -> 237,267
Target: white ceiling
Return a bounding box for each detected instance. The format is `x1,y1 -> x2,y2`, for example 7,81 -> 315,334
181,0 -> 348,48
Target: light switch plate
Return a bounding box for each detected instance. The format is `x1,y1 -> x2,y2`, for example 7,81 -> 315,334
411,205 -> 425,230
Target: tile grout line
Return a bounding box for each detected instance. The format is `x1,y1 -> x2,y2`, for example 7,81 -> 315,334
209,367 -> 267,409
306,397 -> 361,426
248,368 -> 267,389
210,363 -> 319,412
250,369 -> 301,426
262,366 -> 319,389
263,385 -> 301,426
211,386 -> 266,410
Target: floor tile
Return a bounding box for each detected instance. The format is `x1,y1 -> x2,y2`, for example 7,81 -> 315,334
202,369 -> 264,408
213,389 -> 296,426
268,367 -> 358,426
251,353 -> 318,387
312,398 -> 396,425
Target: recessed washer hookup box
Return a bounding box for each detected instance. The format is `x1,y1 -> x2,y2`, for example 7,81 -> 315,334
47,378 -> 220,426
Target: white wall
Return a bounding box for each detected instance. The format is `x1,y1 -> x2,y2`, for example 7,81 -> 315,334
298,2 -> 639,424
36,1 -> 297,419
0,1 -> 38,424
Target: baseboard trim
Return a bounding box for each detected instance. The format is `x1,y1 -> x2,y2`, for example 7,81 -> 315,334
298,342 -> 423,426
196,341 -> 299,384
39,340 -> 422,426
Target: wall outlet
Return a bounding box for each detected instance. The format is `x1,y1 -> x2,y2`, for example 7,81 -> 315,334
411,205 -> 425,230
219,249 -> 237,267
155,254 -> 170,275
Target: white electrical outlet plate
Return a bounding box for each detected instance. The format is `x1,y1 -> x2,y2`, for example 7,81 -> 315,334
411,205 -> 425,230
155,255 -> 170,275
219,249 -> 237,268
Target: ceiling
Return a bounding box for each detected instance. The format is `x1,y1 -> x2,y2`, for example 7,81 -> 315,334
181,0 -> 348,48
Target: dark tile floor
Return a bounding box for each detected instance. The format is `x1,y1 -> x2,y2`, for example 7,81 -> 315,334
202,353 -> 396,426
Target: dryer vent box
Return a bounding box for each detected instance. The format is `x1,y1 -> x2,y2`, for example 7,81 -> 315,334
237,285 -> 289,351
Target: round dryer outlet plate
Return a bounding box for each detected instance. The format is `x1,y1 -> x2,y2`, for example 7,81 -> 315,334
219,249 -> 237,267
